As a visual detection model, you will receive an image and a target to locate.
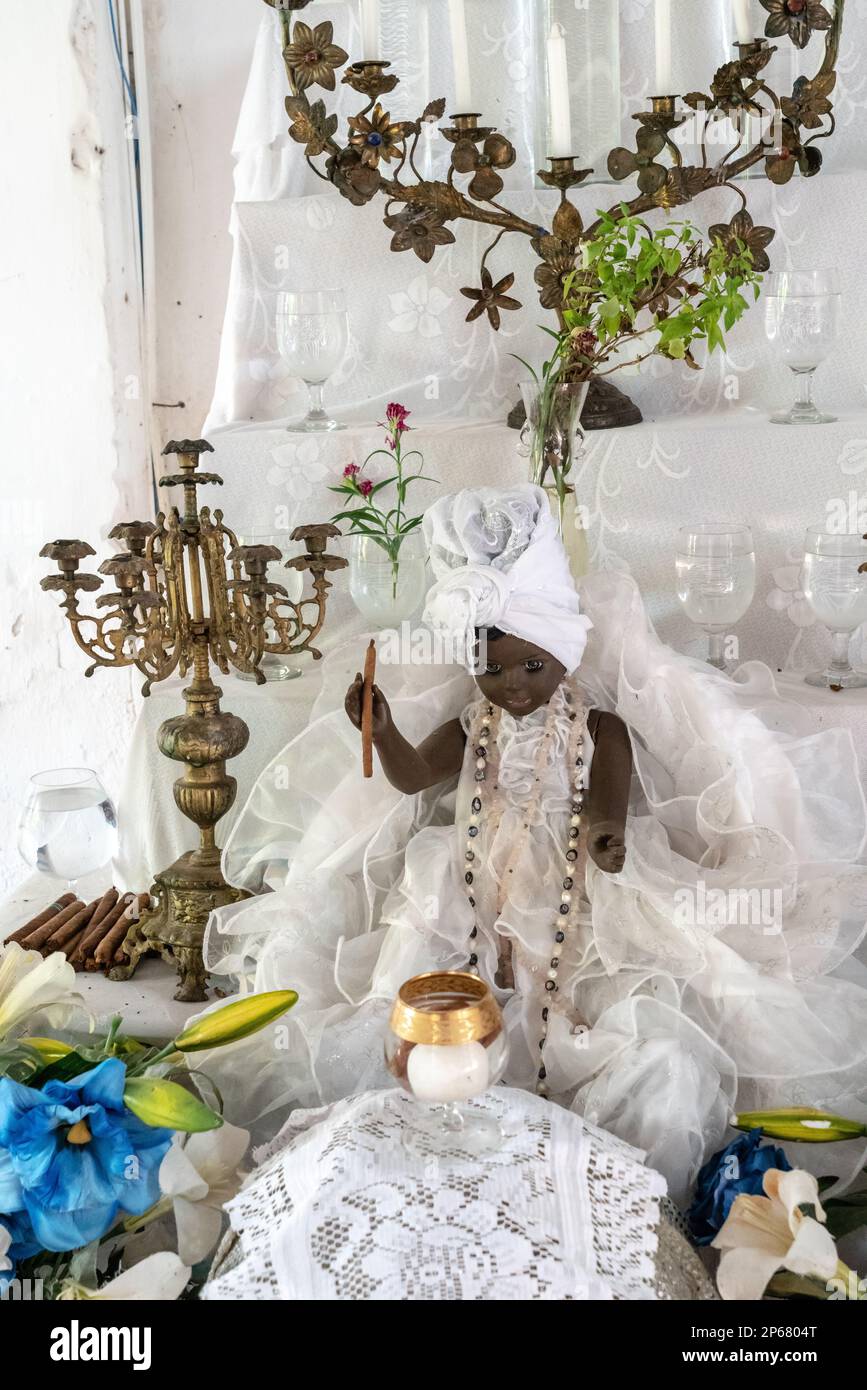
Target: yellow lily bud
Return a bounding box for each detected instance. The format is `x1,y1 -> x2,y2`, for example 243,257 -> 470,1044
734,1108 -> 867,1143
173,990 -> 298,1053
124,1077 -> 223,1132
20,1037 -> 74,1063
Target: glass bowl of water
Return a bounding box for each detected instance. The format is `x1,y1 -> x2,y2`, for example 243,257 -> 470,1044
17,768 -> 117,892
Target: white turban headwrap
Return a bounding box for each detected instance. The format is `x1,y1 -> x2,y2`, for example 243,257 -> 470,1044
422,485 -> 592,673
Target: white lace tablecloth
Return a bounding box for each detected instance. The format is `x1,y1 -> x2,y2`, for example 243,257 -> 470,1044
203,1086 -> 712,1301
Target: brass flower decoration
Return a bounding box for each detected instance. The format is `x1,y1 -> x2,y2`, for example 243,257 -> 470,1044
759,0 -> 832,50
384,207 -> 456,263
283,20 -> 348,92
781,72 -> 836,128
608,127 -> 667,196
451,133 -> 516,201
708,210 -> 775,273
348,103 -> 406,166
531,234 -> 577,311
765,122 -> 823,182
285,96 -> 337,157
326,147 -> 381,205
460,269 -> 521,331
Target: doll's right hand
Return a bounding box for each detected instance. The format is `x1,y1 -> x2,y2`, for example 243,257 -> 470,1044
345,673 -> 392,739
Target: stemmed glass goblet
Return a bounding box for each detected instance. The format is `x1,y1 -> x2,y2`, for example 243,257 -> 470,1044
764,269 -> 841,425
386,971 -> 509,1159
800,527 -> 867,690
276,288 -> 348,433
17,768 -> 117,895
675,523 -> 756,671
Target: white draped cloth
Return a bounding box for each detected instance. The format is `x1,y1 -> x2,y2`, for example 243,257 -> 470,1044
200,570 -> 867,1203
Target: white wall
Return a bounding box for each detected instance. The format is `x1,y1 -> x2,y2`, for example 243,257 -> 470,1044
0,0 -> 151,892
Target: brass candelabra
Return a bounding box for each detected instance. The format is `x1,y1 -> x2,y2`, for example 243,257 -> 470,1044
40,438 -> 346,1002
267,0 -> 845,429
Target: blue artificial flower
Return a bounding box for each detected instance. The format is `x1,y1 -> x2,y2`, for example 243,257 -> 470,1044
0,1058 -> 171,1253
0,1209 -> 40,1287
688,1128 -> 792,1245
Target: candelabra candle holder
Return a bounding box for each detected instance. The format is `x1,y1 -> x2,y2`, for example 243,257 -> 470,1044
39,438 -> 347,1002
269,0 -> 846,430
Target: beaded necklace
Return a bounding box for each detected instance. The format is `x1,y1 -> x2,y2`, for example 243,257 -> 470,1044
461,683 -> 587,1097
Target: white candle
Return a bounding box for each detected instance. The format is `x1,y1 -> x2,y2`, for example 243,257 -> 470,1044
654,0 -> 672,95
406,1041 -> 490,1103
360,0 -> 380,61
547,22 -> 573,159
733,0 -> 752,43
448,0 -> 472,112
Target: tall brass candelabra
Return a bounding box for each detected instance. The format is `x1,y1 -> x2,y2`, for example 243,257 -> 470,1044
40,438 -> 346,1002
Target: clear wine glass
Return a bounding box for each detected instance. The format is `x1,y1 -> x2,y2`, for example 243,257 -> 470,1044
17,768 -> 117,894
764,269 -> 841,425
276,288 -> 348,433
235,531 -> 304,681
800,527 -> 867,690
675,523 -> 756,670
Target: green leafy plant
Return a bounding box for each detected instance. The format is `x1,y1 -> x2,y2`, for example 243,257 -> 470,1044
330,403 -> 435,600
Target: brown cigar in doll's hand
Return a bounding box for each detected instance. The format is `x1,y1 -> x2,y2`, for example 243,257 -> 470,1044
344,642 -> 393,775
361,640 -> 375,777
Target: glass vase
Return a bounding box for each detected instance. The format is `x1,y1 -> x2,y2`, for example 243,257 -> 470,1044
519,379 -> 589,584
348,530 -> 428,629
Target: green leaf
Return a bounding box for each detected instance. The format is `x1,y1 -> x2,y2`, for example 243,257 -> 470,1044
29,1051 -> 97,1087
124,1076 -> 223,1132
824,1193 -> 867,1241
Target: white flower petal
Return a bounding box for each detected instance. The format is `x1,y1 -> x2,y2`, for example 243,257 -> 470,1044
159,1140 -> 209,1203
418,315 -> 443,340
784,1217 -> 838,1282
0,944 -> 81,1039
184,1123 -> 250,1187
716,1245 -> 786,1301
425,287 -> 452,317
84,1253 -> 190,1301
388,311 -> 420,335
174,1196 -> 224,1267
0,1223 -> 12,1274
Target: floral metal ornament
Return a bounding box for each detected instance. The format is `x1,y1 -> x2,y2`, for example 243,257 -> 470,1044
384,207 -> 456,263
781,71 -> 836,128
285,96 -> 338,156
765,121 -> 823,182
283,20 -> 348,91
532,234 -> 578,311
709,210 -> 776,273
760,0 -> 833,49
451,132 -> 516,201
608,127 -> 667,196
348,102 -> 406,166
461,269 -> 521,330
325,146 -> 381,204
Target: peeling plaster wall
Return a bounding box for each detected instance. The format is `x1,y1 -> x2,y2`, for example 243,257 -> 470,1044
0,0 -> 151,892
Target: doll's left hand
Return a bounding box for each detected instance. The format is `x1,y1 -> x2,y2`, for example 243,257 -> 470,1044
587,819 -> 626,875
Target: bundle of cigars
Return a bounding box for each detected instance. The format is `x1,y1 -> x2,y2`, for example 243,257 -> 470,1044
3,888 -> 149,973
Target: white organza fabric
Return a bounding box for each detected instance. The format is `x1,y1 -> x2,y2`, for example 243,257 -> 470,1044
423,485 -> 592,673
203,1087 -> 671,1302
202,571 -> 867,1202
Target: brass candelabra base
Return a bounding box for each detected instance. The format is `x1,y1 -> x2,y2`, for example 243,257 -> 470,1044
109,850 -> 249,1003
109,662 -> 251,1002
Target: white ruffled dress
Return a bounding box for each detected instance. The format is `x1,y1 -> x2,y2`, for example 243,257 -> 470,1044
203,572 -> 867,1201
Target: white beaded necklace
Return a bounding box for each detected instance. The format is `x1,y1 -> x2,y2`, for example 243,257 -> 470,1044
461,682 -> 587,1097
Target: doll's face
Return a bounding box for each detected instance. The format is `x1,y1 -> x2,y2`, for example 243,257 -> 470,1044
474,631 -> 566,717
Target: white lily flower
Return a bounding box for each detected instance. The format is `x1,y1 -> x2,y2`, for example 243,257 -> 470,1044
157,1122 -> 250,1265
56,1252 -> 190,1301
712,1168 -> 839,1300
0,943 -> 81,1040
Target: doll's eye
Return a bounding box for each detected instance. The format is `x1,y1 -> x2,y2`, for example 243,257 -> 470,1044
485,662 -> 502,676
524,659 -> 544,672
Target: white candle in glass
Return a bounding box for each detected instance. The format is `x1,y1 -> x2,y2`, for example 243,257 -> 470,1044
448,0 -> 473,112
733,0 -> 752,43
654,0 -> 672,94
360,0 -> 380,60
547,22 -> 573,158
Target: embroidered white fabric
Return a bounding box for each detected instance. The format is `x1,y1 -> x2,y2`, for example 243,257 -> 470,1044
202,1086 -> 697,1302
